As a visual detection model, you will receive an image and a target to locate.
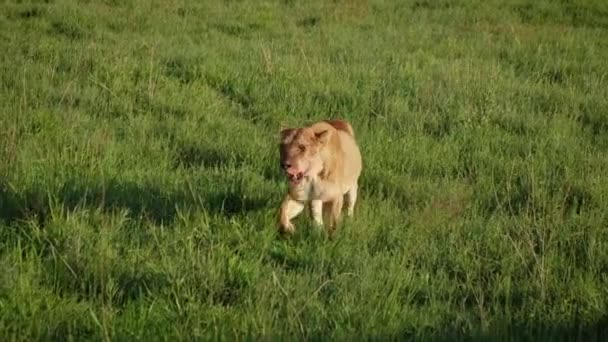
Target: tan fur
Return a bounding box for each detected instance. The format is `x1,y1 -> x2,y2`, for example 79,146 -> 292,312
324,119 -> 355,137
278,119 -> 362,235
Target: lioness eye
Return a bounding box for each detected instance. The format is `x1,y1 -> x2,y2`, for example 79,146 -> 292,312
299,144 -> 306,151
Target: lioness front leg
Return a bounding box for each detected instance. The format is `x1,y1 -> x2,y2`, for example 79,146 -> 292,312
279,195 -> 305,234
310,199 -> 324,227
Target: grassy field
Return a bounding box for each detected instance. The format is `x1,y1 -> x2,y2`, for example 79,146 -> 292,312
1,0 -> 608,340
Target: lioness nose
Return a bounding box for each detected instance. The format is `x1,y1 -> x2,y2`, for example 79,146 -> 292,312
284,165 -> 300,176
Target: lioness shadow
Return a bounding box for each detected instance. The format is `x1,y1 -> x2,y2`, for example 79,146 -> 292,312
300,315 -> 608,341
174,139 -> 284,183
427,317 -> 608,342
0,176 -> 270,226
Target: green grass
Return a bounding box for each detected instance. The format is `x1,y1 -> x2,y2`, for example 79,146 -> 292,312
1,0 -> 608,340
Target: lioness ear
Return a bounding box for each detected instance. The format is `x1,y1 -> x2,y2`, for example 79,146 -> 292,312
280,127 -> 295,142
315,130 -> 330,145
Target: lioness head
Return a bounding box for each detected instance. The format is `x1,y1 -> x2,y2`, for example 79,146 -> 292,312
279,126 -> 330,185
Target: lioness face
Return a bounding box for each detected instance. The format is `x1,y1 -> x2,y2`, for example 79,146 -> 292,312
279,127 -> 328,185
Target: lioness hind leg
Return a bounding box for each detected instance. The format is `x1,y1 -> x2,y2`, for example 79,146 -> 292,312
327,196 -> 344,230
322,201 -> 332,227
345,183 -> 358,217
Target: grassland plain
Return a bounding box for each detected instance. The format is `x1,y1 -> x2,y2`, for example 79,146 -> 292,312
1,0 -> 608,340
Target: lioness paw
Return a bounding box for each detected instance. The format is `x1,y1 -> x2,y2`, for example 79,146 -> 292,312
280,221 -> 295,235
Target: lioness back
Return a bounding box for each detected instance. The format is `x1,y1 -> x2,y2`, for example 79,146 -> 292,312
324,119 -> 355,137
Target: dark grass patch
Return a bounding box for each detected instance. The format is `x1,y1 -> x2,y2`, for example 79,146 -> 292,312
513,1 -> 608,29
174,143 -> 232,169
560,183 -> 593,216
17,6 -> 46,19
48,321 -> 96,342
203,192 -> 269,217
296,16 -> 320,28
459,317 -> 608,342
163,56 -> 201,84
211,23 -> 246,37
210,22 -> 265,38
411,0 -> 461,11
456,140 -> 478,182
577,99 -> 608,137
54,54 -> 95,75
422,117 -> 453,139
490,115 -> 536,136
0,184 -> 46,227
367,224 -> 405,256
132,92 -> 190,117
267,243 -> 317,272
542,68 -> 566,85
211,259 -> 256,307
41,254 -> 171,308
49,20 -> 88,40
477,171 -> 537,217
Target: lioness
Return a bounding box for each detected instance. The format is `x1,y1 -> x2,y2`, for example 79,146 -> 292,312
278,119 -> 362,234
